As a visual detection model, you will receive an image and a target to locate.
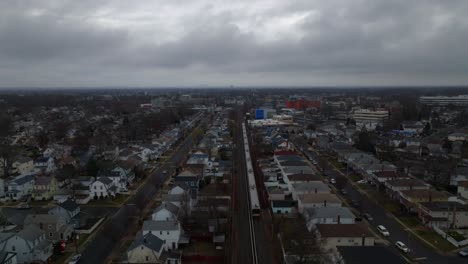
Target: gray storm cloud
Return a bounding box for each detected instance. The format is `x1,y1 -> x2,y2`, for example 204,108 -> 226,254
0,0 -> 467,87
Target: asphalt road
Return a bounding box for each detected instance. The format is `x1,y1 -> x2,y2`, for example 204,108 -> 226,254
292,136 -> 466,264
79,119 -> 205,264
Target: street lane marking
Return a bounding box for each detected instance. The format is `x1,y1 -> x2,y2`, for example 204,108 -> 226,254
413,257 -> 427,260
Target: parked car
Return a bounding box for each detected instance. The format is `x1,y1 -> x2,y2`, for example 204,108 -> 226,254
395,241 -> 410,253
363,213 -> 374,221
340,189 -> 348,195
377,225 -> 390,236
459,249 -> 468,257
356,179 -> 367,184
69,254 -> 81,264
330,178 -> 336,184
351,199 -> 360,207
16,202 -> 31,209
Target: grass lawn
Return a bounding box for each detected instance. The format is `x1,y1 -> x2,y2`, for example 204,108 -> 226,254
415,229 -> 456,252
397,216 -> 420,228
184,242 -> 220,256
382,202 -> 400,214
350,174 -> 362,182
330,159 -> 345,169
112,194 -> 130,205
30,199 -> 51,206
52,252 -> 72,264
447,231 -> 466,242
76,233 -> 90,247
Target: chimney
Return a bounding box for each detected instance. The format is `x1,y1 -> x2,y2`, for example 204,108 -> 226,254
362,235 -> 365,246
315,188 -> 317,193
324,200 -> 327,207
337,215 -> 341,224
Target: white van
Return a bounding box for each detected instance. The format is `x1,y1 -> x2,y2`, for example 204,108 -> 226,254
377,225 -> 390,236
395,241 -> 410,253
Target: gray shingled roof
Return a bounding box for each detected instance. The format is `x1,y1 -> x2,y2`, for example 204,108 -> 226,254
142,220 -> 179,231
17,225 -> 44,242
154,203 -> 179,215
60,198 -> 79,212
128,232 -> 163,252
97,177 -> 113,185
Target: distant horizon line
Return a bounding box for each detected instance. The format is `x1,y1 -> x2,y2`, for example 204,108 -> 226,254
1,85 -> 468,90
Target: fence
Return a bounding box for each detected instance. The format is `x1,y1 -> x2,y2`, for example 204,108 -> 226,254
433,225 -> 468,247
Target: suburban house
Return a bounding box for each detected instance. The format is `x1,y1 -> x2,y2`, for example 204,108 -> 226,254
32,176 -> 58,200
11,156 -> 34,175
417,201 -> 468,229
271,200 -> 297,215
297,193 -> 342,213
397,189 -> 449,212
24,214 -> 74,242
268,187 -> 286,201
291,182 -> 331,200
186,151 -> 210,166
34,156 -> 56,173
97,167 -> 133,193
0,251 -> 16,264
316,224 -> 375,251
0,225 -> 53,264
303,207 -> 356,231
6,174 -> 35,201
457,181 -> 468,199
151,203 -> 180,222
48,199 -> 81,227
450,167 -> 468,186
384,178 -> 430,199
126,232 -> 164,263
142,220 -> 182,250
90,177 -> 117,199
71,176 -> 94,204
173,168 -> 201,198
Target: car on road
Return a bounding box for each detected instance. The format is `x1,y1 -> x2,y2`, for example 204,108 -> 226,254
377,225 -> 390,236
351,199 -> 360,207
395,241 -> 410,253
363,213 -> 374,221
330,178 -> 336,184
459,249 -> 468,257
69,254 -> 82,264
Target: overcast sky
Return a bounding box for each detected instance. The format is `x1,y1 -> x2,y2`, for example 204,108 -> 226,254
0,0 -> 467,87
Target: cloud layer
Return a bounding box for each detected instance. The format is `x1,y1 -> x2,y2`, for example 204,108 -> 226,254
0,0 -> 467,87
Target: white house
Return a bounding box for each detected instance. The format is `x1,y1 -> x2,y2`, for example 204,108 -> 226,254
457,181 -> 468,199
90,177 -> 117,199
303,207 -> 356,231
126,232 -> 164,263
0,226 -> 53,264
11,156 -> 34,175
316,224 -> 375,252
291,182 -> 330,200
6,174 -> 35,201
297,193 -> 342,213
151,203 -> 179,222
142,220 -> 182,250
34,156 -> 56,173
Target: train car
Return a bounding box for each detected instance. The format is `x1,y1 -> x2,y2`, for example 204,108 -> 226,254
242,124 -> 261,217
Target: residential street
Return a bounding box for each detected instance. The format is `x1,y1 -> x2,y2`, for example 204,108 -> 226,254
79,119 -> 205,264
292,136 -> 466,264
